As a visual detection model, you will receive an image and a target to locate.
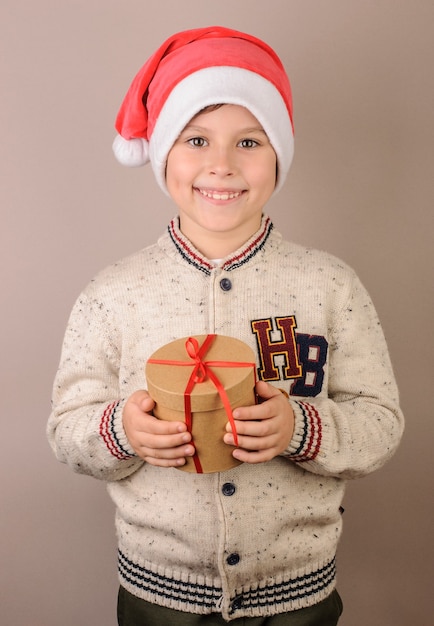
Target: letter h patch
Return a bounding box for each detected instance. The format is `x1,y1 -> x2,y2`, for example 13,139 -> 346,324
251,317 -> 302,382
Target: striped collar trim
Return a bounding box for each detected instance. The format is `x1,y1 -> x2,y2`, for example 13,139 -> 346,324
167,216 -> 274,276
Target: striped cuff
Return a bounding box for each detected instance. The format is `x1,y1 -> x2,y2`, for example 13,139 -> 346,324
99,400 -> 136,460
286,401 -> 322,462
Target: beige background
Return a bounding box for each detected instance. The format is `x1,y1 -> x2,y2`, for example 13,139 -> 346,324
1,1 -> 433,624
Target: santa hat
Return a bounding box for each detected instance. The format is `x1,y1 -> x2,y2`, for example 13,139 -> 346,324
113,26 -> 294,195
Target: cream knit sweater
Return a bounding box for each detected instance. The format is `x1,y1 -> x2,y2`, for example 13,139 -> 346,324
48,215 -> 404,620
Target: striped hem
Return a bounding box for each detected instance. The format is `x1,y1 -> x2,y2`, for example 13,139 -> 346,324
118,549 -> 336,617
118,550 -> 221,610
99,401 -> 134,460
228,557 -> 336,616
290,401 -> 322,462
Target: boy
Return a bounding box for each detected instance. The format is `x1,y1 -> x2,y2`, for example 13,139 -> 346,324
47,26 -> 404,625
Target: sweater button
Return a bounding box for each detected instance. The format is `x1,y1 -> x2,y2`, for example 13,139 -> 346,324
219,277 -> 232,291
227,553 -> 240,566
222,482 -> 236,496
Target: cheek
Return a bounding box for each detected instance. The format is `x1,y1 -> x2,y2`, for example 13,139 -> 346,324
253,160 -> 277,193
166,153 -> 195,187
251,150 -> 277,189
166,160 -> 183,193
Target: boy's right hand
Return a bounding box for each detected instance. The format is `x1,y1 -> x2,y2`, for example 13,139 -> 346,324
122,390 -> 195,467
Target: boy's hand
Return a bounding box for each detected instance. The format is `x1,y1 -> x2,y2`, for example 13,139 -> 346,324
122,390 -> 195,467
223,381 -> 294,464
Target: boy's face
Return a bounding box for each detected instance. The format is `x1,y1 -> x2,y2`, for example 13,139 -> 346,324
166,104 -> 277,259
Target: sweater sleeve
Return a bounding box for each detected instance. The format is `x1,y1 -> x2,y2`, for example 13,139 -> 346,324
284,270 -> 404,479
47,289 -> 144,481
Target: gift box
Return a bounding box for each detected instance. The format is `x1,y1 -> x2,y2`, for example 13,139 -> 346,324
145,334 -> 256,473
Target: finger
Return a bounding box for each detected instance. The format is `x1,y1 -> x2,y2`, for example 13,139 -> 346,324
137,413 -> 190,436
224,430 -> 275,451
143,453 -> 191,468
129,389 -> 154,408
230,383 -> 288,424
226,418 -> 272,438
230,399 -> 277,425
255,380 -> 282,400
231,446 -> 275,465
137,429 -> 193,451
138,394 -> 156,413
139,442 -> 196,463
140,442 -> 195,458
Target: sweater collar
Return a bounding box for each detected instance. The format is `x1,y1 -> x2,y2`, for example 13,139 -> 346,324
165,215 -> 275,275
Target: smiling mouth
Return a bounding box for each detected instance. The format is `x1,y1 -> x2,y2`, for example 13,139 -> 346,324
196,188 -> 243,201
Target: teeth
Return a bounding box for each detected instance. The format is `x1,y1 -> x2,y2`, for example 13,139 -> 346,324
198,189 -> 241,200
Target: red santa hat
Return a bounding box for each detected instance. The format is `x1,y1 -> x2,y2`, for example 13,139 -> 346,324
113,26 -> 294,194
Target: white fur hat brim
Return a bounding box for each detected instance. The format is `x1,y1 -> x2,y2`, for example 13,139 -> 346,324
146,66 -> 294,196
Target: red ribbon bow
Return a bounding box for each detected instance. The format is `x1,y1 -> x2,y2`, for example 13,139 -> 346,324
147,334 -> 256,472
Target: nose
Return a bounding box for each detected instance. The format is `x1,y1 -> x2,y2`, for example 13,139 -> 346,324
207,146 -> 236,177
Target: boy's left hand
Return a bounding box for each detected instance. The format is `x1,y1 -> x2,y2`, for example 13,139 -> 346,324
223,380 -> 294,464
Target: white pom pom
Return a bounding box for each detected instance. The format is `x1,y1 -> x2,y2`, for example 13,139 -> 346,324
112,134 -> 149,167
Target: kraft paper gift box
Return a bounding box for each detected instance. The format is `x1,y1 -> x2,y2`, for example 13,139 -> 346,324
145,334 -> 256,473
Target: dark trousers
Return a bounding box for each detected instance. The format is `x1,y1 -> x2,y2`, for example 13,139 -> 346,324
117,586 -> 343,625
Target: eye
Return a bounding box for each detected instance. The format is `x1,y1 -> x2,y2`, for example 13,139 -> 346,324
187,136 -> 208,148
238,138 -> 259,149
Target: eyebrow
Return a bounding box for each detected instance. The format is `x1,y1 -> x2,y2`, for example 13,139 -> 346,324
182,124 -> 268,135
240,127 -> 268,135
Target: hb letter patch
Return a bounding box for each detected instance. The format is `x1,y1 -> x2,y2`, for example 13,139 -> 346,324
251,317 -> 328,397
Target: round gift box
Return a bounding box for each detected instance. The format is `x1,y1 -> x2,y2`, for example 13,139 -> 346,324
145,334 -> 256,473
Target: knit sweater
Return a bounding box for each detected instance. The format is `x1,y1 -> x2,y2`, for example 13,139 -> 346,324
47,215 -> 404,621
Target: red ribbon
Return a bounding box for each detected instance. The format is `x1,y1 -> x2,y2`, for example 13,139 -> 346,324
147,334 -> 256,473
